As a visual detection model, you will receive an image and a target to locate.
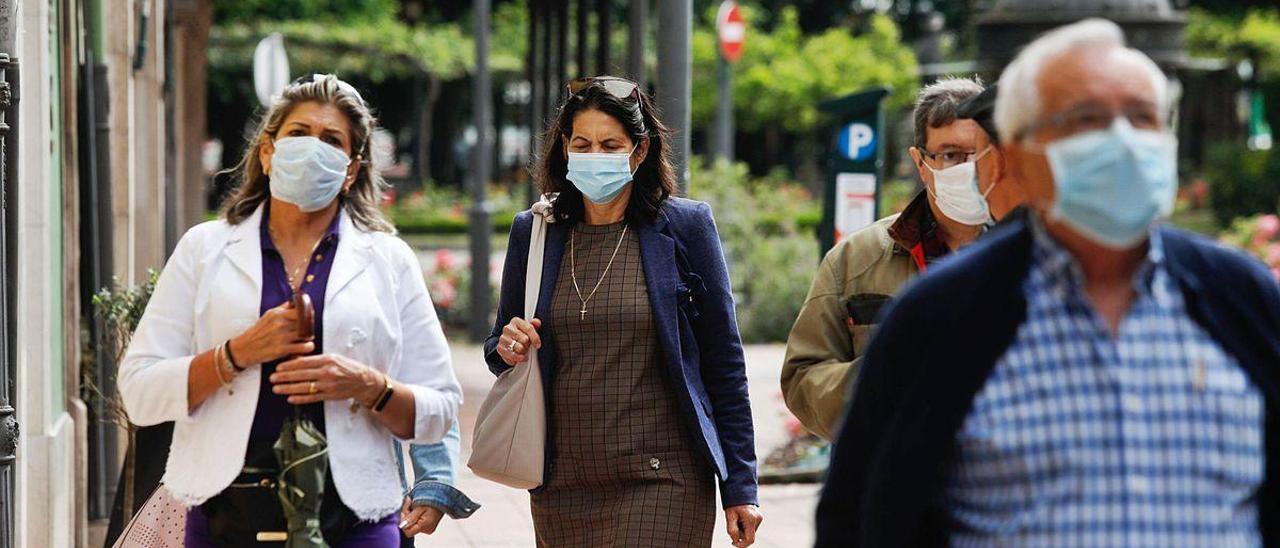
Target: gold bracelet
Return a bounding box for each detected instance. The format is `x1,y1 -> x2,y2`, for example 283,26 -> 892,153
212,345 -> 234,395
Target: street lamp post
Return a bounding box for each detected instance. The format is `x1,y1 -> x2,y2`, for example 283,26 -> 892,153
470,0 -> 494,341
628,0 -> 646,87
656,0 -> 691,193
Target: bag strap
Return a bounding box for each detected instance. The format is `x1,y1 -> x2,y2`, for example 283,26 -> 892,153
524,194 -> 555,317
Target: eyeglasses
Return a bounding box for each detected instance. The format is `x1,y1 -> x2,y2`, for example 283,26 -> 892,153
1018,102 -> 1162,142
566,76 -> 640,102
918,146 -> 991,169
291,73 -> 366,106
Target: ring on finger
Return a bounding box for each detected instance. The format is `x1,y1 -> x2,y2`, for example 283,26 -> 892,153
507,340 -> 518,353
309,381 -> 317,395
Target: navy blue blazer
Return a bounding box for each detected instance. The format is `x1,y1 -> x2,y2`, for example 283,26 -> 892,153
483,197 -> 759,508
815,213 -> 1280,547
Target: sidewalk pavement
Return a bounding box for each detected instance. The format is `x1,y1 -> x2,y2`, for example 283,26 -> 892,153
414,343 -> 819,548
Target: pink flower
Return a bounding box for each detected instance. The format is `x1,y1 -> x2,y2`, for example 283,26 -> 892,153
1257,214 -> 1280,241
431,278 -> 457,309
1267,243 -> 1280,267
784,415 -> 805,438
435,249 -> 458,272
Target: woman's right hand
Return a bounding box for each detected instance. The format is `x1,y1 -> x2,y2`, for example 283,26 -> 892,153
495,317 -> 542,366
227,301 -> 316,366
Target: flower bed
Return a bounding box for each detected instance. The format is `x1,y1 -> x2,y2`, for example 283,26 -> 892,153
1219,213 -> 1280,280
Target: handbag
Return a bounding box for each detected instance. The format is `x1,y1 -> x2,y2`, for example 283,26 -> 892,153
112,484 -> 186,548
198,468 -> 289,545
467,195 -> 555,489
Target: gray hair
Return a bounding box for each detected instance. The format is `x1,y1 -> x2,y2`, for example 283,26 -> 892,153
913,77 -> 985,149
221,74 -> 394,233
994,18 -> 1168,143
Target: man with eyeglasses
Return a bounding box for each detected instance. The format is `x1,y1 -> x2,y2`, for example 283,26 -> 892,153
816,19 -> 1280,546
782,77 -> 1017,440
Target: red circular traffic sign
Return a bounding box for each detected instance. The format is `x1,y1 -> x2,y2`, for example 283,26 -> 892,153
717,1 -> 745,63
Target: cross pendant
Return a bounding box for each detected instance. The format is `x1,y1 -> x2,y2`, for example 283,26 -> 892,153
580,308 -> 587,321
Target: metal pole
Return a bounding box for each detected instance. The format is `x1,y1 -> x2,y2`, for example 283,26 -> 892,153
627,0 -> 646,87
527,0 -> 543,204
469,0 -> 493,341
656,0 -> 691,192
713,54 -> 732,162
577,0 -> 590,77
556,0 -> 568,90
541,0 -> 555,126
596,0 -> 611,75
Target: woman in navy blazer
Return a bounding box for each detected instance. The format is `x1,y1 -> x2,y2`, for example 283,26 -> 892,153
484,76 -> 762,547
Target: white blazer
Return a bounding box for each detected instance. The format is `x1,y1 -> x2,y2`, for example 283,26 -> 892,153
117,205 -> 461,520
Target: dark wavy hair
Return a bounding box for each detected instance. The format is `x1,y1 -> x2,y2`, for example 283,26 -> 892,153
535,78 -> 678,225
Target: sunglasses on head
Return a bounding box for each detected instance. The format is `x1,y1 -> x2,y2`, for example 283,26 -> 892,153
291,73 -> 366,106
566,76 -> 640,102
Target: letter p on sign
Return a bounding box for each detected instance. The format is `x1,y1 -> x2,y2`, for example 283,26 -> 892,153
839,123 -> 876,162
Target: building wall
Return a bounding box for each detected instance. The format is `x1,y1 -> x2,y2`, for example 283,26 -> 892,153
105,0 -> 169,286
13,0 -> 77,544
0,0 -> 210,542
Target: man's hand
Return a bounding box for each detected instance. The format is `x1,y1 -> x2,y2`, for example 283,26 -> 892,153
399,497 -> 446,537
725,504 -> 763,547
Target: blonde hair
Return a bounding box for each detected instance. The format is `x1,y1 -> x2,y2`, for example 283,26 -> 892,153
220,74 -> 394,233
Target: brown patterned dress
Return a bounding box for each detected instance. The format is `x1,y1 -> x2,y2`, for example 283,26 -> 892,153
530,221 -> 716,547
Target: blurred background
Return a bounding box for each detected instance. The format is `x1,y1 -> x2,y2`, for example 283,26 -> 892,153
4,0 -> 1280,546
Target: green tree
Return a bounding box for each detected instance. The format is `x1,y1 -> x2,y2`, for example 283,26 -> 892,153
213,0 -> 400,25
691,7 -> 917,134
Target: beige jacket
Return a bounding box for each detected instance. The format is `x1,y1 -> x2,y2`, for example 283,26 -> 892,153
780,192 -> 946,439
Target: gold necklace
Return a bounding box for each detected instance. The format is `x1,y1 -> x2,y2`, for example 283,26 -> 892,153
268,225 -> 328,294
570,223 -> 629,321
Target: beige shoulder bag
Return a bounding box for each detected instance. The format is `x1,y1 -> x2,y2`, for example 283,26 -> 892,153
467,196 -> 555,489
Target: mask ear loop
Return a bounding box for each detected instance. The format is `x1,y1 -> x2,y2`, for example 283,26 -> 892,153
626,143 -> 641,177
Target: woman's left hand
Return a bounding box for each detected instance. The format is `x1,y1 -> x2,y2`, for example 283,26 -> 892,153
399,497 -> 445,537
270,353 -> 382,406
725,504 -> 763,548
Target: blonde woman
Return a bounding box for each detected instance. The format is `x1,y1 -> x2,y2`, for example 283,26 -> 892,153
118,74 -> 460,547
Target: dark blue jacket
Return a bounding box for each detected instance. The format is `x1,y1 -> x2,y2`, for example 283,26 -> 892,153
484,197 -> 759,508
815,214 -> 1280,547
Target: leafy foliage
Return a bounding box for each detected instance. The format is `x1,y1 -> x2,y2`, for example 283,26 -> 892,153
1187,8 -> 1280,71
386,184 -> 523,235
687,159 -> 822,343
83,270 -> 160,428
210,0 -> 529,82
691,7 -> 918,135
1204,143 -> 1280,227
422,248 -> 502,336
213,0 -> 400,25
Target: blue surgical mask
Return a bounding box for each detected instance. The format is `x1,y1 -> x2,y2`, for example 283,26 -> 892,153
566,147 -> 636,205
269,136 -> 352,212
1044,118 -> 1177,249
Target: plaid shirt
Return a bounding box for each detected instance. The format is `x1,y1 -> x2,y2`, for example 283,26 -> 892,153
944,219 -> 1266,547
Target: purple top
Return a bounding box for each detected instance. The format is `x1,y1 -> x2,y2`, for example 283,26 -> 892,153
247,204 -> 342,445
